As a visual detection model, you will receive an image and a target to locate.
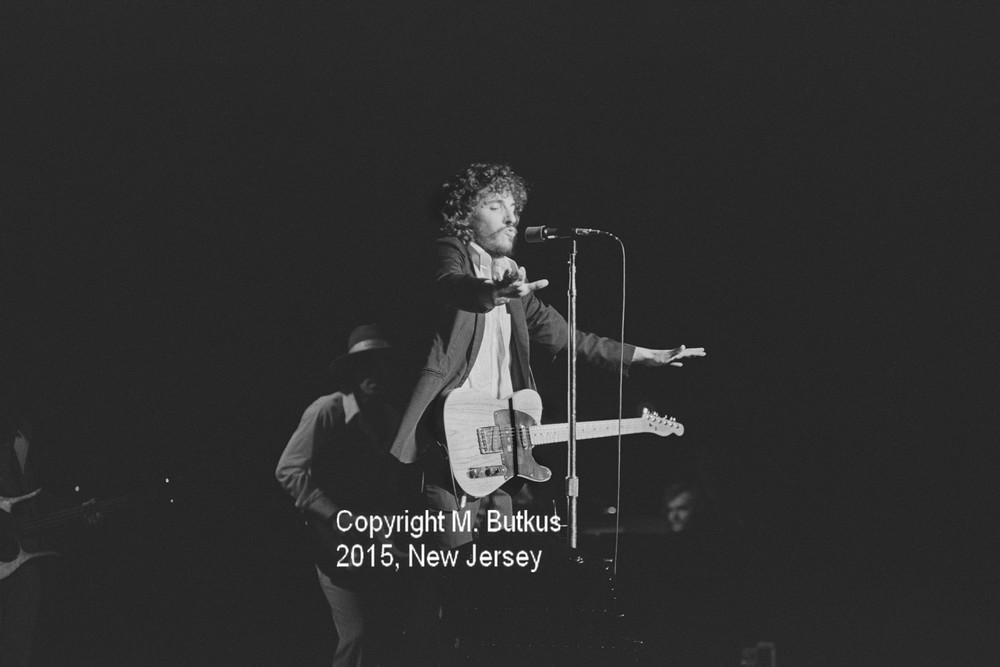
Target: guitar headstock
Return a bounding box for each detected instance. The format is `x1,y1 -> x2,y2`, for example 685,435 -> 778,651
641,408 -> 684,436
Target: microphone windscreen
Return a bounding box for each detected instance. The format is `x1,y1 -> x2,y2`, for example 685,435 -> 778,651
524,226 -> 547,243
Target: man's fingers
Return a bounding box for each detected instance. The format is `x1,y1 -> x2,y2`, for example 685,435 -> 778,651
525,279 -> 549,292
496,272 -> 548,302
495,271 -> 516,288
673,345 -> 707,359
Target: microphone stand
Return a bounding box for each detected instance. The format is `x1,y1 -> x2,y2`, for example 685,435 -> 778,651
566,240 -> 579,549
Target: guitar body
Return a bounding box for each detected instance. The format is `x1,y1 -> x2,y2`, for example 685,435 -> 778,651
1,497 -> 59,580
1,489 -> 151,580
0,544 -> 58,580
441,387 -> 551,498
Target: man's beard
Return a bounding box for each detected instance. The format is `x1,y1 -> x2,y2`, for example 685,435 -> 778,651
477,229 -> 517,258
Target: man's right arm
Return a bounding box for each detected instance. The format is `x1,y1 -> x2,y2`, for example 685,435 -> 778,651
275,397 -> 343,521
276,398 -> 400,554
431,237 -> 548,312
431,237 -> 495,312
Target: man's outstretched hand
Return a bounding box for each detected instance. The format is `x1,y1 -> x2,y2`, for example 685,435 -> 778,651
491,267 -> 549,306
632,345 -> 707,367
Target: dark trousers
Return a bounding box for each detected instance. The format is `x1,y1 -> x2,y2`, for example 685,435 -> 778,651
0,560 -> 42,667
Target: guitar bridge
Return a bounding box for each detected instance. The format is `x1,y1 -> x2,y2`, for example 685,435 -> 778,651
467,465 -> 507,479
477,426 -> 505,454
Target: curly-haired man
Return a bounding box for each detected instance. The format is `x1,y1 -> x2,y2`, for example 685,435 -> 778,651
390,162 -> 705,548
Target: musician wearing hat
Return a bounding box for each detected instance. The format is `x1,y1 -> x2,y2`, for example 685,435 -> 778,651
276,324 -> 407,667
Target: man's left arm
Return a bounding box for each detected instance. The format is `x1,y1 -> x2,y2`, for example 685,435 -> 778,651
519,278 -> 705,371
520,285 -> 635,373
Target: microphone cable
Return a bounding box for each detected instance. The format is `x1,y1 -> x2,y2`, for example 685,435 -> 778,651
610,233 -> 626,580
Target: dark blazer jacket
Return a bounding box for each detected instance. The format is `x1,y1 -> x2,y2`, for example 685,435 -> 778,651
389,236 -> 634,464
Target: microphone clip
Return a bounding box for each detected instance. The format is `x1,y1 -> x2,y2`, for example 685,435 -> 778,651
524,226 -> 607,243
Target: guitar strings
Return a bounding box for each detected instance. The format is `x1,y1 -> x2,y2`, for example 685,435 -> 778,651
14,496 -> 133,534
18,498 -> 131,532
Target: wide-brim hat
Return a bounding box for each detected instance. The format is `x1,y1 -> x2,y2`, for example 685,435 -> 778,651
328,324 -> 394,381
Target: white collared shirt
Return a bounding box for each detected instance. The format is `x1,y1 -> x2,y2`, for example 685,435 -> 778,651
463,242 -> 514,399
275,391 -> 361,519
341,391 -> 360,424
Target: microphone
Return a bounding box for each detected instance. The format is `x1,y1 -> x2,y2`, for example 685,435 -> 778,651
523,226 -> 611,243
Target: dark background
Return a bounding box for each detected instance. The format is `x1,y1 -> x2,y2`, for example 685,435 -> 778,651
1,2 -> 996,665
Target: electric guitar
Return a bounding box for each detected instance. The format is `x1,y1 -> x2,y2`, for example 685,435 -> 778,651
440,387 -> 684,497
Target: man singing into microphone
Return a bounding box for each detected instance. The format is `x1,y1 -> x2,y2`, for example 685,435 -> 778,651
390,162 -> 705,548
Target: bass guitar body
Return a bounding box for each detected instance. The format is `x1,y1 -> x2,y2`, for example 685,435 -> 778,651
0,543 -> 58,580
1,493 -> 59,580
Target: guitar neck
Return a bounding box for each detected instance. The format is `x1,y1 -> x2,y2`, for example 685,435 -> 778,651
17,496 -> 132,535
528,418 -> 649,445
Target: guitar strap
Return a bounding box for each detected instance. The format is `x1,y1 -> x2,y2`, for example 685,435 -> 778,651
508,396 -> 520,478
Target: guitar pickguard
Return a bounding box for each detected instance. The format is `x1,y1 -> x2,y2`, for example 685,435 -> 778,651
487,407 -> 552,486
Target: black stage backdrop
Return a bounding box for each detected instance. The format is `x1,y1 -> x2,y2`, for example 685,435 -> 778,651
1,3 -> 995,665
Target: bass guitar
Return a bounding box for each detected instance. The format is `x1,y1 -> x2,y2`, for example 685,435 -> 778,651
1,491 -> 135,580
440,387 -> 684,497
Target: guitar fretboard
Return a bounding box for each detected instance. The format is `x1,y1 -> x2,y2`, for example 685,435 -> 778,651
16,496 -> 133,535
526,418 -> 650,445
